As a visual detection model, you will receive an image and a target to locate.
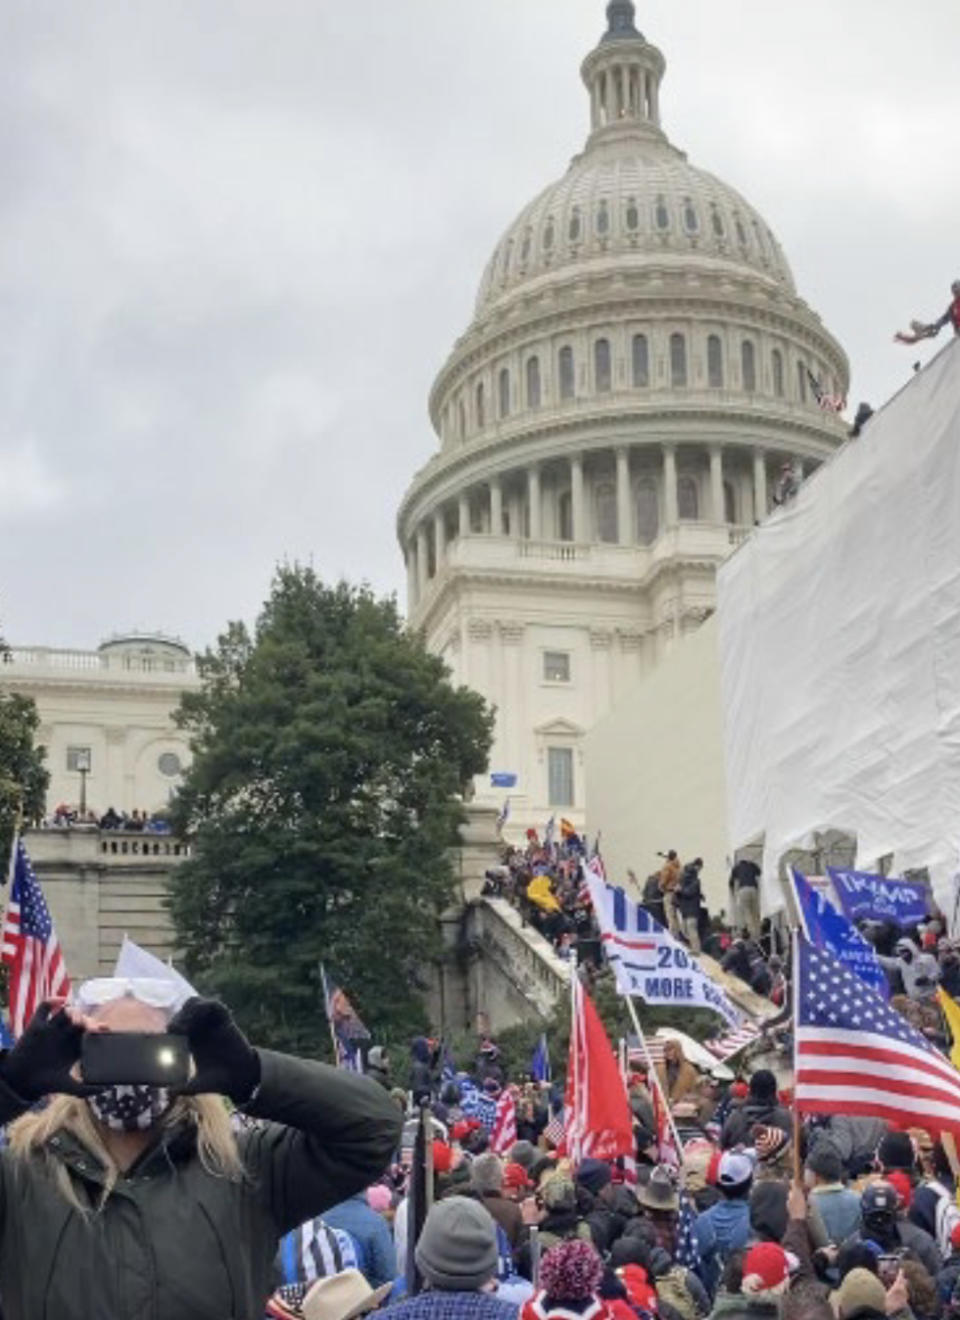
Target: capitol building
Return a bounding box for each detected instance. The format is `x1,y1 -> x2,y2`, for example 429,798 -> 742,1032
397,0 -> 849,835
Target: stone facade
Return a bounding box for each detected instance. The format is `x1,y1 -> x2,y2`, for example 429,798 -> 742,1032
397,0 -> 848,836
23,826 -> 188,981
0,634 -> 200,817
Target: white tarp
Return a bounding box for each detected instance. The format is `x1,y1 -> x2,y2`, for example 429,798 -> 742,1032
717,341 -> 960,912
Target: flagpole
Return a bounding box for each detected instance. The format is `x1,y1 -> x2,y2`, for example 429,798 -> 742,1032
319,963 -> 340,1068
623,995 -> 686,1165
791,925 -> 801,1185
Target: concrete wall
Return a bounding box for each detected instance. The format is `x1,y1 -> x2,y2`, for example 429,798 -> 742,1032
584,615 -> 732,916
22,827 -> 186,981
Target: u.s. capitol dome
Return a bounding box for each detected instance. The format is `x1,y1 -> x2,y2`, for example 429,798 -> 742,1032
398,0 -> 848,830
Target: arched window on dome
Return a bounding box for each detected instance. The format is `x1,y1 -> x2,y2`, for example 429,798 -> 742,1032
772,350 -> 785,399
683,198 -> 699,234
596,200 -> 610,236
595,483 -> 617,544
711,204 -> 726,238
558,490 -> 573,543
678,475 -> 699,521
734,214 -> 748,247
625,198 -> 640,232
543,218 -> 555,252
476,381 -> 485,429
458,398 -> 466,441
670,333 -> 688,388
636,480 -> 659,545
569,207 -> 582,243
594,338 -> 612,394
559,346 -> 575,400
752,220 -> 767,259
520,228 -> 532,264
797,360 -> 808,404
707,335 -> 724,389
501,239 -> 514,278
724,480 -> 737,526
655,195 -> 670,231
526,356 -> 542,409
741,340 -> 757,393
632,334 -> 649,388
498,368 -> 511,419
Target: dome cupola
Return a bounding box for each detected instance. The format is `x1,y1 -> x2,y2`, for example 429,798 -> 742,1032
583,1 -> 665,143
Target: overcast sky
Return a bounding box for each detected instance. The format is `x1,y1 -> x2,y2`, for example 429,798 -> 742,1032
1,0 -> 958,651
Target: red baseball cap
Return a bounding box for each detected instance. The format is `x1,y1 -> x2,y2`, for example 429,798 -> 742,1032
432,1141 -> 454,1174
503,1162 -> 532,1193
742,1242 -> 790,1292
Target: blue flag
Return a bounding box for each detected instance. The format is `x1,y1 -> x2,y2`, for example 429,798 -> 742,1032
827,867 -> 930,928
531,1033 -> 551,1083
793,870 -> 889,999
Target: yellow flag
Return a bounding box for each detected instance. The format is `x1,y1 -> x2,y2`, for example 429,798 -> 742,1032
938,987 -> 960,1070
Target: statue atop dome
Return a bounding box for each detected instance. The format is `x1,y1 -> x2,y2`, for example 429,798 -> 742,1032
603,0 -> 643,43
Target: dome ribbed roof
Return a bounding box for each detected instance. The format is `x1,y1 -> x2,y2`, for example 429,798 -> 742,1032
476,140 -> 796,316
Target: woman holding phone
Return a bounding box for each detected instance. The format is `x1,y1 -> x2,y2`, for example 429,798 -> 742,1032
0,979 -> 402,1319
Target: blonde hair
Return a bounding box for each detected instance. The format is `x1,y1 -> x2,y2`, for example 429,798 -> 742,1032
8,1092 -> 244,1213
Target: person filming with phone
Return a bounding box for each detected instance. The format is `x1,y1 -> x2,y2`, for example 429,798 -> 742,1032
0,977 -> 402,1320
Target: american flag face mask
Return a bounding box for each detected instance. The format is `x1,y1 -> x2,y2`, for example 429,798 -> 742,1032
87,1083 -> 172,1133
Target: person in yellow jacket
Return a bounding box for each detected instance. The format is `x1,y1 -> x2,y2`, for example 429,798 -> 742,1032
527,874 -> 562,915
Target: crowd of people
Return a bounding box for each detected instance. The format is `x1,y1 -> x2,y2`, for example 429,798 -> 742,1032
45,803 -> 172,832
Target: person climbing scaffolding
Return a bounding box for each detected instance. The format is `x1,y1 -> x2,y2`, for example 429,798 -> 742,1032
895,279 -> 960,344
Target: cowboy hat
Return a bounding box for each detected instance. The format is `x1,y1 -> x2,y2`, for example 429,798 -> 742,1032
303,1270 -> 392,1320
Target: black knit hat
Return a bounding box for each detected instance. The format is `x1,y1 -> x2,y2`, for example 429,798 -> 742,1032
749,1069 -> 777,1103
877,1131 -> 915,1172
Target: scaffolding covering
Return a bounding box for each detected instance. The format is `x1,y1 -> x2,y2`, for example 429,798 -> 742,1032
717,342 -> 960,911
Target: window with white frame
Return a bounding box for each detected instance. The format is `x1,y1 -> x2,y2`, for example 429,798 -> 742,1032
543,651 -> 571,683
547,746 -> 575,807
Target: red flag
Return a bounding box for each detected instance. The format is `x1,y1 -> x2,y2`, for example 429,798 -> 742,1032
564,978 -> 634,1163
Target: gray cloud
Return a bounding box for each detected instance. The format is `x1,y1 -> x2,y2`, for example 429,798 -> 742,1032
1,0 -> 957,648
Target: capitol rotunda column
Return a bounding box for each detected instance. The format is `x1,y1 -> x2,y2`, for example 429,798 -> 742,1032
416,524 -> 429,594
570,455 -> 585,543
663,445 -> 678,525
753,450 -> 768,520
489,477 -> 503,537
710,446 -> 724,523
616,447 -> 632,546
527,464 -> 542,540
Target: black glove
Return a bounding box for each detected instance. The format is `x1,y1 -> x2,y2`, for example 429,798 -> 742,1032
167,997 -> 260,1103
0,1001 -> 98,1102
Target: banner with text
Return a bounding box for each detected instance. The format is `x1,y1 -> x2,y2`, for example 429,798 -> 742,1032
793,869 -> 889,999
585,863 -> 742,1027
828,867 -> 930,927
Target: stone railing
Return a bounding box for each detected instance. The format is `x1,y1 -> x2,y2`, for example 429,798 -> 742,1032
3,647 -> 197,678
24,826 -> 191,867
466,895 -> 571,1020
99,832 -> 192,860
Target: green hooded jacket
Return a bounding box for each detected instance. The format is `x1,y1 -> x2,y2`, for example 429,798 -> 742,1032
0,1048 -> 402,1320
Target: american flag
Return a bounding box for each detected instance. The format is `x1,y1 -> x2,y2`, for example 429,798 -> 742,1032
461,1080 -> 498,1131
489,1089 -> 517,1154
1,838 -> 70,1036
703,1021 -> 761,1063
674,1191 -> 702,1272
795,935 -> 960,1131
805,367 -> 846,414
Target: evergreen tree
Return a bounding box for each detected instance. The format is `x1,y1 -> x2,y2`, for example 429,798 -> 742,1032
0,624 -> 49,860
168,567 -> 494,1056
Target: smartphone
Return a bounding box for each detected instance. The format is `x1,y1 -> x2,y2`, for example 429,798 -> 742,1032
877,1255 -> 900,1287
81,1033 -> 191,1088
